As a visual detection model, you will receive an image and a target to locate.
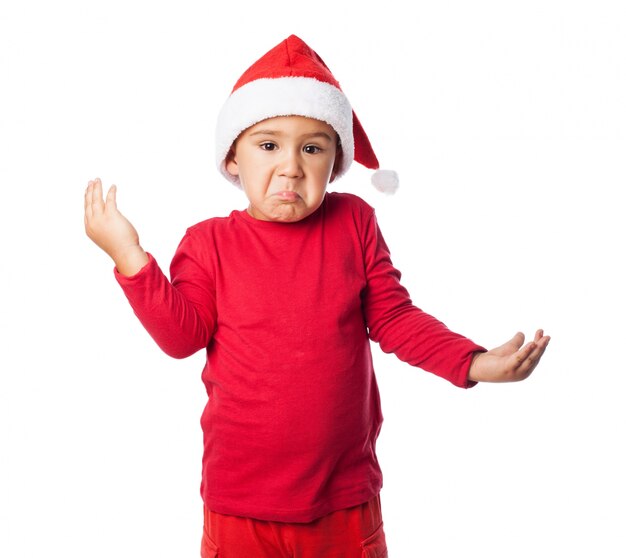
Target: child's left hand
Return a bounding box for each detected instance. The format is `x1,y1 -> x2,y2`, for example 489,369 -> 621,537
468,330 -> 550,383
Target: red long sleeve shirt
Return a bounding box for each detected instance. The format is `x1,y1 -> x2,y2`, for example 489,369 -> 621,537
115,192 -> 484,522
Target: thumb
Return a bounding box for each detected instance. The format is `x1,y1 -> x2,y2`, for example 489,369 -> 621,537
490,332 -> 525,357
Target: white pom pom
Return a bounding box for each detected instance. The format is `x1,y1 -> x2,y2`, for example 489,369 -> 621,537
371,169 -> 399,194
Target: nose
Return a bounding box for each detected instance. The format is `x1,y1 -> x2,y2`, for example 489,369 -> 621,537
277,148 -> 303,178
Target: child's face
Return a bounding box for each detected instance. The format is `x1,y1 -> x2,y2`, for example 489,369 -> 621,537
226,115 -> 339,222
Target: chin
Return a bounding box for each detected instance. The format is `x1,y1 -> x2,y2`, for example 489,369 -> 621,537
268,203 -> 310,222
272,211 -> 307,223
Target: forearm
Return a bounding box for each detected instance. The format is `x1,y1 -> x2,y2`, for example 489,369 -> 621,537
362,211 -> 484,387
115,253 -> 214,358
370,304 -> 484,388
85,179 -> 213,356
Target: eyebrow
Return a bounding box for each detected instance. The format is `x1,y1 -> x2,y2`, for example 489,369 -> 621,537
248,130 -> 334,141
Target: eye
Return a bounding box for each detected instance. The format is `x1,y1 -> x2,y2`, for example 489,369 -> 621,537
260,142 -> 277,151
303,145 -> 322,154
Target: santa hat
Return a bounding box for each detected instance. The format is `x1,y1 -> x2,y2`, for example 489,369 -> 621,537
215,35 -> 399,194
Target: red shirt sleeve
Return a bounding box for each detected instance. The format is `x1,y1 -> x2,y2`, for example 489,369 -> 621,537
361,210 -> 485,388
114,230 -> 216,359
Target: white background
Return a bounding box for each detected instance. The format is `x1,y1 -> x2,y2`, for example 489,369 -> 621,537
1,1 -> 625,556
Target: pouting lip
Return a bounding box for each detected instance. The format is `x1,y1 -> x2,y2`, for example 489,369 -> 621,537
274,190 -> 301,202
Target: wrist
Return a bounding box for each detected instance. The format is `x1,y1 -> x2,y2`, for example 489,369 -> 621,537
112,244 -> 149,277
467,351 -> 485,383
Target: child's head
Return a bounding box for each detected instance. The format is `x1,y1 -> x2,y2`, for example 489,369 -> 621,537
215,35 -> 398,205
225,115 -> 340,222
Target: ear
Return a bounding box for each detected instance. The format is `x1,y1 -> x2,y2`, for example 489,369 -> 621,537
329,145 -> 343,183
225,147 -> 239,176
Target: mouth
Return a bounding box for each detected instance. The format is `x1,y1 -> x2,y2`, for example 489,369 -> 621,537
274,191 -> 300,202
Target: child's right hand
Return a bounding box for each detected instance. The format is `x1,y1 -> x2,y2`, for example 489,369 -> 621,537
84,177 -> 149,276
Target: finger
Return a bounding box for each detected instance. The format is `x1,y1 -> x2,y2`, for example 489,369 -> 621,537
512,341 -> 536,369
91,177 -> 105,215
527,335 -> 550,364
514,331 -> 547,363
105,184 -> 117,211
84,181 -> 94,217
513,336 -> 550,378
534,329 -> 544,343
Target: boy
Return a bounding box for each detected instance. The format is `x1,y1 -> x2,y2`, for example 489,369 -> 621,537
84,35 -> 549,558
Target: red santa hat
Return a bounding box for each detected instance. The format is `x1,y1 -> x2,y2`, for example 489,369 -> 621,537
215,34 -> 399,193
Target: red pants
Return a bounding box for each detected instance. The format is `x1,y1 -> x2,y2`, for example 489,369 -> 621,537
201,495 -> 388,558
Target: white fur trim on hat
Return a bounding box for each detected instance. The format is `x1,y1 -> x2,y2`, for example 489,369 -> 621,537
216,77 -> 354,186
